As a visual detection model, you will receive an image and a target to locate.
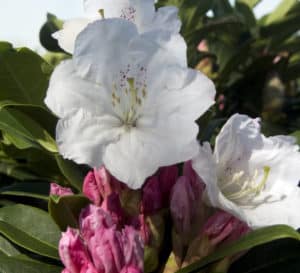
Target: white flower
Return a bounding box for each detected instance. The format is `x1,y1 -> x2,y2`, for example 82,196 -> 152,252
192,114 -> 300,229
54,0 -> 181,53
45,19 -> 216,189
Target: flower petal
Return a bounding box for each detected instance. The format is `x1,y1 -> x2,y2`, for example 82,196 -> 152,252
104,125 -> 199,189
53,18 -> 91,54
242,189 -> 300,229
45,60 -> 112,118
149,6 -> 181,33
74,18 -> 138,85
56,109 -> 123,167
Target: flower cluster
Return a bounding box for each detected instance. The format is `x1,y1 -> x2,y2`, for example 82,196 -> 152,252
45,0 -> 300,272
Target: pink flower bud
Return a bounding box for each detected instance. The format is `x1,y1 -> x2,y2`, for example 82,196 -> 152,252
50,183 -> 73,196
158,165 -> 178,205
83,167 -> 112,205
120,266 -> 142,273
122,226 -> 144,270
79,205 -> 115,243
59,228 -> 95,273
203,210 -> 250,246
141,176 -> 162,214
183,161 -> 205,197
141,165 -> 178,214
170,176 -> 196,236
101,193 -> 124,225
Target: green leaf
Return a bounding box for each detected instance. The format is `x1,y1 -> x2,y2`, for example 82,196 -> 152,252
0,234 -> 20,256
49,194 -> 90,230
236,1 -> 256,27
0,41 -> 13,54
264,0 -> 297,25
0,161 -> 39,180
176,225 -> 300,273
229,238 -> 300,273
0,182 -> 50,200
40,13 -> 64,52
0,252 -> 62,273
0,204 -> 61,260
56,155 -> 86,191
0,47 -> 52,106
0,108 -> 57,152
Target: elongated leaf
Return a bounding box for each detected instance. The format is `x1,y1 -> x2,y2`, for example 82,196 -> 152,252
0,47 -> 52,106
0,182 -> 50,200
176,225 -> 300,273
237,0 -> 261,8
0,252 -> 62,273
0,204 -> 61,259
0,108 -> 57,152
0,161 -> 39,180
229,238 -> 300,273
56,155 -> 86,191
49,194 -> 90,230
0,234 -> 20,256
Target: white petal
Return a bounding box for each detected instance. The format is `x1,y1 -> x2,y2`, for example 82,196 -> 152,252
192,143 -> 246,220
149,6 -> 181,33
242,189 -> 300,229
104,124 -> 199,189
214,114 -> 263,166
83,0 -> 155,31
45,60 -> 112,118
147,67 -> 215,121
249,135 -> 300,195
74,18 -> 138,85
56,109 -> 123,167
53,18 -> 91,54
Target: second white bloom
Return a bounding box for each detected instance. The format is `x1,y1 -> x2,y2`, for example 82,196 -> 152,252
192,114 -> 300,229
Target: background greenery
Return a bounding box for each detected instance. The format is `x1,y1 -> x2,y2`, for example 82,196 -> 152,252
0,0 -> 299,272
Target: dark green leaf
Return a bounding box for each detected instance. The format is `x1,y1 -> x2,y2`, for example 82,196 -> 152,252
0,108 -> 57,152
0,182 -> 50,200
40,13 -> 64,52
0,204 -> 61,259
0,47 -> 52,106
176,225 -> 300,273
49,194 -> 90,230
0,234 -> 20,256
56,155 -> 86,191
0,252 -> 62,273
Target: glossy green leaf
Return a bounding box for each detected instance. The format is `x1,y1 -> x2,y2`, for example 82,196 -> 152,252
0,234 -> 20,256
0,161 -> 39,180
0,204 -> 61,259
176,225 -> 300,273
0,47 -> 52,106
0,108 -> 57,152
0,252 -> 62,273
56,155 -> 86,191
229,238 -> 300,273
49,194 -> 90,230
0,182 -> 50,200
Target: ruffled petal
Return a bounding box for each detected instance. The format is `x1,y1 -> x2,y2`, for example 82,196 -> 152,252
53,18 -> 91,54
56,109 -> 123,167
45,60 -> 112,118
103,124 -> 199,189
74,18 -> 138,85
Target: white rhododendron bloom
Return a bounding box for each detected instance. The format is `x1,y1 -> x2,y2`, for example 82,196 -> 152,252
192,114 -> 300,229
54,0 -> 181,53
45,19 -> 216,189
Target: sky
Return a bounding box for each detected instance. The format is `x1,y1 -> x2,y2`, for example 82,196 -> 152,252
0,0 -> 282,52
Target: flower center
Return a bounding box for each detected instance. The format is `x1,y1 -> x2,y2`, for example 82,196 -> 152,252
218,166 -> 270,206
111,65 -> 147,129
